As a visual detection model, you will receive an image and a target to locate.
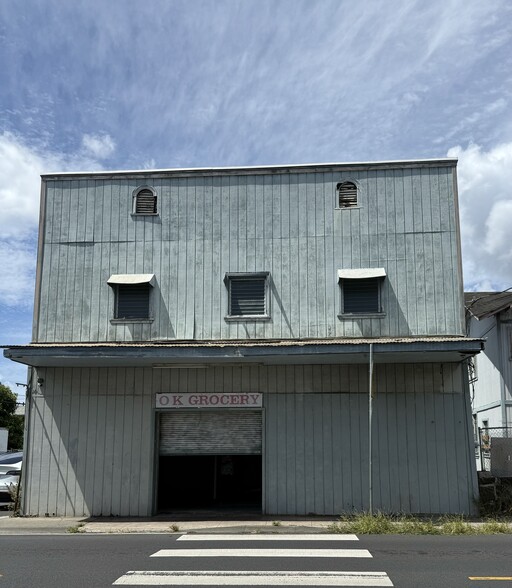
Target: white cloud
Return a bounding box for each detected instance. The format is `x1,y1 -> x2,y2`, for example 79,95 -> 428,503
485,200 -> 512,260
82,133 -> 115,160
0,133 -> 49,239
143,158 -> 156,170
0,239 -> 36,308
449,142 -> 512,291
0,132 -> 113,309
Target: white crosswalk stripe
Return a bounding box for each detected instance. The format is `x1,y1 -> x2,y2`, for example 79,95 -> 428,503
177,534 -> 359,541
113,533 -> 394,586
151,548 -> 372,558
113,570 -> 393,586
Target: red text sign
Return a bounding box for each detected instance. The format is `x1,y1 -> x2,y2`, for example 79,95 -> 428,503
156,393 -> 262,409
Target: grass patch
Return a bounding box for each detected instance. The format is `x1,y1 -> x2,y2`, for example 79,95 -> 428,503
328,512 -> 512,535
480,519 -> 512,534
67,523 -> 85,534
329,512 -> 395,534
170,523 -> 180,532
398,517 -> 441,535
438,516 -> 477,535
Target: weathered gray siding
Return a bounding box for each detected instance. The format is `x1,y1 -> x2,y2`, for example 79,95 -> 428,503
35,166 -> 464,343
24,367 -> 155,517
24,362 -> 477,516
265,364 -> 477,515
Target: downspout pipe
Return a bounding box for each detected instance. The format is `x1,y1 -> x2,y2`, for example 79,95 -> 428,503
496,320 -> 508,427
369,343 -> 374,515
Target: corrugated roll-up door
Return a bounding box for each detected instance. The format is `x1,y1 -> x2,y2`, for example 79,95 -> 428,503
159,411 -> 262,456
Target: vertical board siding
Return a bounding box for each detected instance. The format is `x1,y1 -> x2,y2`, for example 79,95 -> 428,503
37,166 -> 463,342
24,367 -> 155,517
25,363 -> 476,517
265,392 -> 476,514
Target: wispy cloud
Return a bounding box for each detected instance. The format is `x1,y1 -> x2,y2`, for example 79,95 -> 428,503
2,0 -> 511,167
82,133 -> 115,160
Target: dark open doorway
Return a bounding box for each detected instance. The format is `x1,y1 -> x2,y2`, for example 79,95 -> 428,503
158,455 -> 262,512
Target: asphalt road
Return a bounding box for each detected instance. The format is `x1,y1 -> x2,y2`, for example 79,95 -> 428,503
0,533 -> 511,587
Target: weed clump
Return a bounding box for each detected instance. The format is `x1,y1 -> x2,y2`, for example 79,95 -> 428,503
328,512 -> 512,535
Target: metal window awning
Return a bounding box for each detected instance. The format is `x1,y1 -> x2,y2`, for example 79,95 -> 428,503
338,268 -> 386,279
107,274 -> 155,286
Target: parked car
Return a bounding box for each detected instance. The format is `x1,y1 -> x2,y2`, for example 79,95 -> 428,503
0,451 -> 22,474
0,470 -> 20,507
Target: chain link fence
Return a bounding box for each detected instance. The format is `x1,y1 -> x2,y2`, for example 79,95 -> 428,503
478,427 -> 512,475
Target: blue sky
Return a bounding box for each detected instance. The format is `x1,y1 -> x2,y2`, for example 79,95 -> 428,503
1,0 -> 512,399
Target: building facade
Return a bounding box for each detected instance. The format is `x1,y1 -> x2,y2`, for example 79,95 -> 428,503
5,160 -> 482,516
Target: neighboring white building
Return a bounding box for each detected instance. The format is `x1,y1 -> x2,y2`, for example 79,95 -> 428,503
465,292 -> 512,475
465,291 -> 512,431
4,160 -> 482,517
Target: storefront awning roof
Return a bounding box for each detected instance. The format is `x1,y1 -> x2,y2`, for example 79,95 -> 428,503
3,336 -> 484,368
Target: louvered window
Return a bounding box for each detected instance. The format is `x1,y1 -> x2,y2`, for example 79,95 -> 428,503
342,278 -> 381,314
337,181 -> 358,208
134,188 -> 157,214
116,284 -> 151,319
226,273 -> 269,318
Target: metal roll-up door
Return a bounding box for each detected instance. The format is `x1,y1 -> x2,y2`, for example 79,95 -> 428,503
159,411 -> 262,456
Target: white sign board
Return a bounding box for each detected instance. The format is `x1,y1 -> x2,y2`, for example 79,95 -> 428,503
156,393 -> 262,409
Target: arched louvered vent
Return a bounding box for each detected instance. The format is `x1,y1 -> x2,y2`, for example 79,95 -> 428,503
134,188 -> 157,214
337,181 -> 358,208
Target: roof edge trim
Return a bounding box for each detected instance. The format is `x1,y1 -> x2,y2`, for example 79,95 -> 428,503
40,158 -> 458,180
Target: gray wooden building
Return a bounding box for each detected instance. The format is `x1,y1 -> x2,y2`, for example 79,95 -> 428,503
4,159 -> 482,516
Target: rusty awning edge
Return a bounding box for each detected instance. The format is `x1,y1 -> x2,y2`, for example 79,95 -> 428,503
1,335 -> 484,350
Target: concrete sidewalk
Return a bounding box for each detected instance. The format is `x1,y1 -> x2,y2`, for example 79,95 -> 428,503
0,514 -> 337,535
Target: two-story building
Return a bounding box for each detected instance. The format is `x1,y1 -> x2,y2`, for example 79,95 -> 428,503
4,159 -> 482,517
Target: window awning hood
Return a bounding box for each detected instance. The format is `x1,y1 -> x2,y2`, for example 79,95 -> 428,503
338,268 -> 386,279
107,274 -> 155,286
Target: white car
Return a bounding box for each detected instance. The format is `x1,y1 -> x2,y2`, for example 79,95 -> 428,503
0,451 -> 22,474
0,471 -> 20,507
0,453 -> 22,508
